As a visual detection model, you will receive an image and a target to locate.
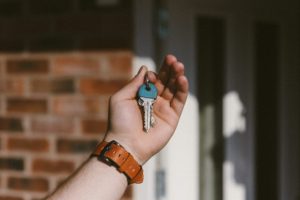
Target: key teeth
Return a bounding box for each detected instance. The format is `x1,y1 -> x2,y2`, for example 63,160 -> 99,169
151,116 -> 155,127
143,100 -> 151,133
144,119 -> 148,133
144,118 -> 150,133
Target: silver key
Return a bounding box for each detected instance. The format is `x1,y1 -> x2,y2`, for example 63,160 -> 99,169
138,97 -> 155,132
137,82 -> 158,133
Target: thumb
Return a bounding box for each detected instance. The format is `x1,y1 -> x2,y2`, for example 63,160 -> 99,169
114,66 -> 148,100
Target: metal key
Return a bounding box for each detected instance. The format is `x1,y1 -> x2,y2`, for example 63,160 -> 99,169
137,81 -> 158,133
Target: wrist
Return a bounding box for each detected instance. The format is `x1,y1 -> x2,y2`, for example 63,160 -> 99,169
104,133 -> 146,165
91,140 -> 144,184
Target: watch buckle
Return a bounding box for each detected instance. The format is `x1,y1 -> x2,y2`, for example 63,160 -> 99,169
98,140 -> 118,165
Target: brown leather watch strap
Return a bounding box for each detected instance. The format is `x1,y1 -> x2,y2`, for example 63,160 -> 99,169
91,140 -> 144,184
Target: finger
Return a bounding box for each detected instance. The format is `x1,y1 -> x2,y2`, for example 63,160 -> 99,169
146,71 -> 165,95
113,66 -> 148,100
170,75 -> 189,115
158,54 -> 177,94
161,61 -> 185,101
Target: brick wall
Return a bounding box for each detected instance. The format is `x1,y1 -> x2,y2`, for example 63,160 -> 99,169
0,0 -> 133,52
0,52 -> 133,200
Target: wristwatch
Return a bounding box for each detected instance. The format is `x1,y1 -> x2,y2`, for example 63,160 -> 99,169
91,140 -> 144,184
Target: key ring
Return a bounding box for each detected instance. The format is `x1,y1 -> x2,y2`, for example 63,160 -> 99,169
144,73 -> 150,90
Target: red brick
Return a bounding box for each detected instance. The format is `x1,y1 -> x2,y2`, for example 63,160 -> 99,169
79,0 -> 127,11
28,0 -> 72,15
98,12 -> 133,35
0,38 -> 25,52
52,97 -> 101,116
78,35 -> 132,51
81,119 -> 107,134
78,1 -> 133,40
0,117 -> 23,132
2,18 -> 52,37
0,99 -> 3,115
7,98 -> 47,114
0,0 -> 23,17
28,35 -> 74,52
0,196 -> 23,200
32,158 -> 75,173
0,63 -> 4,76
53,56 -> 99,76
7,138 -> 49,152
30,78 -> 75,94
0,78 -> 25,95
80,79 -> 126,95
56,139 -> 98,154
55,14 -> 102,34
7,177 -> 49,192
31,117 -> 74,134
6,59 -> 49,74
0,157 -> 24,171
102,52 -> 132,78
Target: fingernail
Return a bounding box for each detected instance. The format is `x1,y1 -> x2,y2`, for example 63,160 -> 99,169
138,66 -> 144,74
136,66 -> 147,76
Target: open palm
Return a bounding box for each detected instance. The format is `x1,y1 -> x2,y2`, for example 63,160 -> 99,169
105,55 -> 189,164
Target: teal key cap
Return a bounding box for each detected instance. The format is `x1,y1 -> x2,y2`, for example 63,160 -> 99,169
137,82 -> 158,133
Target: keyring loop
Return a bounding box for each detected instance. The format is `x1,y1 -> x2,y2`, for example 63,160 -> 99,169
145,73 -> 150,90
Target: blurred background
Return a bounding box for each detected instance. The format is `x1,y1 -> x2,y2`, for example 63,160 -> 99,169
0,0 -> 299,200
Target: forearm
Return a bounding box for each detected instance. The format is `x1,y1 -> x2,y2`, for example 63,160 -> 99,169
46,157 -> 128,200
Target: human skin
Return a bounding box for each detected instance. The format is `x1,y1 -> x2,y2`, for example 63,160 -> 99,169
46,54 -> 189,200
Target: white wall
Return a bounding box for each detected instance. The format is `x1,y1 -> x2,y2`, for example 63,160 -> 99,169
164,95 -> 200,200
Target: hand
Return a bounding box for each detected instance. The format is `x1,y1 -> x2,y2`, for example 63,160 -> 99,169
104,55 -> 189,164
